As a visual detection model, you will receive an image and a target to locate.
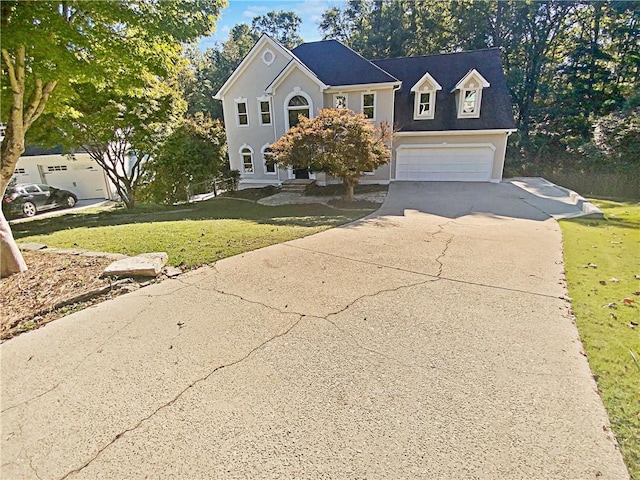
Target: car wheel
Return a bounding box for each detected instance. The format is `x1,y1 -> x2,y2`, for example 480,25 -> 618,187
22,201 -> 37,217
65,196 -> 77,208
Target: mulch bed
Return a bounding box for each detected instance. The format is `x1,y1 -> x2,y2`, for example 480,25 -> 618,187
1,251 -> 137,341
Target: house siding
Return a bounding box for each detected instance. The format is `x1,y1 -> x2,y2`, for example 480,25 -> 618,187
221,43 -> 292,183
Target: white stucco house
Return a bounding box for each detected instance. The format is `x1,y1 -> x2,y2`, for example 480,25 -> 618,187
214,35 -> 516,188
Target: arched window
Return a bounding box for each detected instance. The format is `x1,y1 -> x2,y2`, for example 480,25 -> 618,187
239,145 -> 254,173
284,91 -> 313,130
262,145 -> 276,174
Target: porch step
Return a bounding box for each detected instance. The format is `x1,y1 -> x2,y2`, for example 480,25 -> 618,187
281,179 -> 315,193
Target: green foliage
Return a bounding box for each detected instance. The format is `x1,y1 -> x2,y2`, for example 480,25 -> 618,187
182,24 -> 259,119
141,115 -> 227,204
251,11 -> 303,49
31,77 -> 186,209
560,200 -> 640,478
593,105 -> 640,166
1,0 -> 225,123
270,108 -> 391,200
216,165 -> 241,193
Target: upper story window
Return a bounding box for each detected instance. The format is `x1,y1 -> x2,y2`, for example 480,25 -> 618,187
362,92 -> 376,120
287,94 -> 310,129
240,145 -> 254,173
452,69 -> 490,119
411,71 -> 442,120
258,96 -> 272,126
262,145 -> 276,174
334,94 -> 347,109
234,97 -> 249,126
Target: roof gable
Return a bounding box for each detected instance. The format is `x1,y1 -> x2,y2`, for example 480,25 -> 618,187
452,68 -> 490,92
410,72 -> 442,92
291,40 -> 398,87
214,34 -> 292,99
265,59 -> 328,95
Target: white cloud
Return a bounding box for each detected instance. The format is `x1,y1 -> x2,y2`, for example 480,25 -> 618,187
243,5 -> 270,18
294,0 -> 331,22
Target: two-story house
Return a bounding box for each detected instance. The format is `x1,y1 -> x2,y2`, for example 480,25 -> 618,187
214,35 -> 516,189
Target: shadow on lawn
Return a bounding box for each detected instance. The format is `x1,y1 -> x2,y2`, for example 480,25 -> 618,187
562,199 -> 640,231
10,198 -> 374,239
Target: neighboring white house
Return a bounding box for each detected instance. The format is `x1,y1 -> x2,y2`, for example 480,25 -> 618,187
11,146 -> 114,200
214,35 -> 516,188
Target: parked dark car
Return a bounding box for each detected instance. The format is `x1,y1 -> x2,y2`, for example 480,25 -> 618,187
2,183 -> 78,218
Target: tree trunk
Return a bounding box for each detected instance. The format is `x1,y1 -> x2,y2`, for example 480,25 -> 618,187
0,209 -> 27,278
344,179 -> 355,201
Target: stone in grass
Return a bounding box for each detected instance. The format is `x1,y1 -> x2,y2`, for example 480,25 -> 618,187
17,243 -> 47,251
102,252 -> 168,278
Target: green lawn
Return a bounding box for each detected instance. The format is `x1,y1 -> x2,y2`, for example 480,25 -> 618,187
11,197 -> 375,268
560,199 -> 640,479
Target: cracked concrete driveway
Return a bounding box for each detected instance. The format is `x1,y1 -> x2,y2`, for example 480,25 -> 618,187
1,182 -> 629,479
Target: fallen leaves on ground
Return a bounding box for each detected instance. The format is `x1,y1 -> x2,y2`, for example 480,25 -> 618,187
1,251 -> 115,340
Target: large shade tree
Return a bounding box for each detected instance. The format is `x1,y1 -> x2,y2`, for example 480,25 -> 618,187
270,108 -> 391,201
0,0 -> 225,277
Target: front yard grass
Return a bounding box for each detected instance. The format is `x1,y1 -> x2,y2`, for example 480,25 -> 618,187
560,199 -> 640,478
11,197 -> 375,268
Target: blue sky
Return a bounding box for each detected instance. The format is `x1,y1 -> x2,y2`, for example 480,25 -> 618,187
199,0 -> 346,50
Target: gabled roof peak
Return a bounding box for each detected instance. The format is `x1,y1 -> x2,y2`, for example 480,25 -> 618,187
452,68 -> 490,92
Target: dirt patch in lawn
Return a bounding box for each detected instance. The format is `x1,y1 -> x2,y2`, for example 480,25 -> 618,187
1,251 -> 138,341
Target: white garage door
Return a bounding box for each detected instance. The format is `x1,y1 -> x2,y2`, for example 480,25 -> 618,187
43,168 -> 109,199
396,144 -> 495,182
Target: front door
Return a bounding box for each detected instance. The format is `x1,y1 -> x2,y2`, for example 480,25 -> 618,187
294,167 -> 309,179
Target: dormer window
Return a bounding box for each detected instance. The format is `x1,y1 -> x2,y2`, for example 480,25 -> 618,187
452,69 -> 490,119
462,89 -> 477,114
410,72 -> 442,120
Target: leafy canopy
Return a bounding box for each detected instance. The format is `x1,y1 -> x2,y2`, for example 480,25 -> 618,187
270,108 -> 391,199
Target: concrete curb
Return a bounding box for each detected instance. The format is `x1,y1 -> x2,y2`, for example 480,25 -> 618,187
507,177 -> 604,219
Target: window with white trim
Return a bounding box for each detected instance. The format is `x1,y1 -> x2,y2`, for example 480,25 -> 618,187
287,95 -> 310,128
414,91 -> 436,119
334,94 -> 347,109
235,99 -> 249,126
47,165 -> 68,172
240,146 -> 254,173
262,145 -> 276,174
362,93 -> 375,120
452,70 -> 489,119
15,168 -> 26,174
258,98 -> 271,125
462,89 -> 478,115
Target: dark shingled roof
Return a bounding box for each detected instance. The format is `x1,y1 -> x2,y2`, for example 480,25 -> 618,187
292,40 -> 398,86
22,145 -> 84,156
372,49 -> 516,132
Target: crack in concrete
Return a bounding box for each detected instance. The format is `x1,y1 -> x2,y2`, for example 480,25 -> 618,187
284,242 -> 562,300
28,455 -> 43,480
433,221 -> 454,278
2,303 -> 153,414
57,314 -> 304,480
318,278 -> 440,371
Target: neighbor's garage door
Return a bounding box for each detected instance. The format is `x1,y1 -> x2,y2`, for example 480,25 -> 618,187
395,145 -> 494,181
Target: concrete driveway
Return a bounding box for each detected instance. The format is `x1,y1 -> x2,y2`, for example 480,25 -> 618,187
1,182 -> 628,479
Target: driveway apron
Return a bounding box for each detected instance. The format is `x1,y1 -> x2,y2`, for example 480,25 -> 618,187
1,182 -> 629,479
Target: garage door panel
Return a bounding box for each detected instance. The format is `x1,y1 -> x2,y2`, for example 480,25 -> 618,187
396,145 -> 494,182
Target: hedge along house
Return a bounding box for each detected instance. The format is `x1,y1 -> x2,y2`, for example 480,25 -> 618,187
214,35 -> 516,189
